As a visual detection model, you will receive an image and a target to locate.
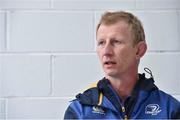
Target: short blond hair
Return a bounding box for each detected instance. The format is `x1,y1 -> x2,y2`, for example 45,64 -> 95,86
96,11 -> 145,45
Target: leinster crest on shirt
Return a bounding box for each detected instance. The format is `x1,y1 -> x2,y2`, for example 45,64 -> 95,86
145,104 -> 161,115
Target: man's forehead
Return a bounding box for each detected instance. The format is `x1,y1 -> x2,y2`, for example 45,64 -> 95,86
97,21 -> 131,34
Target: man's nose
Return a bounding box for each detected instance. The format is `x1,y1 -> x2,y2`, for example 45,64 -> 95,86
103,43 -> 113,56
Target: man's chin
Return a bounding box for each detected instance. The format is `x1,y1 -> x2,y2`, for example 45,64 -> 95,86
104,70 -> 117,77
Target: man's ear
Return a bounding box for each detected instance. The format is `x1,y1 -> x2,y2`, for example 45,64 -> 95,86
135,41 -> 147,59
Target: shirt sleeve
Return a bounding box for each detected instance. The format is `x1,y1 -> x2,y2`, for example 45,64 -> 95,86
172,104 -> 180,119
64,100 -> 83,119
64,106 -> 79,119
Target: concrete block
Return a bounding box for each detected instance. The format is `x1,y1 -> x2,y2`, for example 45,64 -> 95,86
0,54 -> 51,96
53,0 -> 135,10
7,98 -> 70,119
0,0 -> 50,9
136,0 -> 180,9
7,11 -> 94,52
134,11 -> 179,51
52,54 -> 104,97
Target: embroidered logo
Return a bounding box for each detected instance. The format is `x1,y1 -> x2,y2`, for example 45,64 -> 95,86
145,104 -> 161,115
92,106 -> 105,115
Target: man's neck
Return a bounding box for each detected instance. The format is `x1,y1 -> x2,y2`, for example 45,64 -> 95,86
106,73 -> 139,101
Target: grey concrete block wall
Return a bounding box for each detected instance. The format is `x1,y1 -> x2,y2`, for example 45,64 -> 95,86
0,0 -> 180,119
0,54 -> 51,97
7,11 -> 95,52
52,54 -> 103,97
136,0 -> 180,9
134,11 -> 180,51
0,0 -> 50,9
7,98 -> 70,119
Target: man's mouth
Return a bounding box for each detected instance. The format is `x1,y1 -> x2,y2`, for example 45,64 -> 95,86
104,61 -> 116,65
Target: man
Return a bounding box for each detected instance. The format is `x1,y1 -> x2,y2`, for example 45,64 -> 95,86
64,11 -> 180,119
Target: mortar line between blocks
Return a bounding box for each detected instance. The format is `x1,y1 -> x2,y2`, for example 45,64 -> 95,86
49,0 -> 53,9
49,55 -> 53,96
5,98 -> 7,120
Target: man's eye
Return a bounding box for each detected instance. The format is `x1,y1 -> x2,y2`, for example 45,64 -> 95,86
97,41 -> 105,46
113,40 -> 122,44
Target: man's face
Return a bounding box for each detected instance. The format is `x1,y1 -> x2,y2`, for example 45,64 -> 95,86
96,21 -> 138,78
